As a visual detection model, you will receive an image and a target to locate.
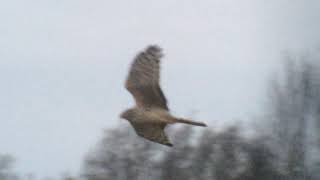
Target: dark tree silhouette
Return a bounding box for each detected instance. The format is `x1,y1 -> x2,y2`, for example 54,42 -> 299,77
267,58 -> 320,180
0,154 -> 19,180
82,124 -> 287,180
158,126 -> 194,180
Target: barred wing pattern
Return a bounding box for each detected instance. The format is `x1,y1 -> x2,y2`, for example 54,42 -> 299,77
125,45 -> 169,110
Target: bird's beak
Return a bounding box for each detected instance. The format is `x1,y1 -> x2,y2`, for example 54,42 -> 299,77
119,112 -> 126,119
120,113 -> 124,119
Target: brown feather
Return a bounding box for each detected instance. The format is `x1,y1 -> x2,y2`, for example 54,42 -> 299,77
129,121 -> 172,147
121,45 -> 207,147
125,45 -> 169,110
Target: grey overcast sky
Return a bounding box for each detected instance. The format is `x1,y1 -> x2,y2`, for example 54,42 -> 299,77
1,0 -> 320,178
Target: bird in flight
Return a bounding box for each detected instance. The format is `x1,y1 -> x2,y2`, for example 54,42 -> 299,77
120,45 -> 207,147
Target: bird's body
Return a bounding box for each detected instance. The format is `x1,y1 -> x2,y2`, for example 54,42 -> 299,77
121,45 -> 207,147
123,107 -> 177,124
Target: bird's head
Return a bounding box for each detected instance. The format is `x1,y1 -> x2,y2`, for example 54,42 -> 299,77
120,109 -> 134,120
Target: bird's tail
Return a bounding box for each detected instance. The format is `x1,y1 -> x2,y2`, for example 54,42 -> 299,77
174,118 -> 207,127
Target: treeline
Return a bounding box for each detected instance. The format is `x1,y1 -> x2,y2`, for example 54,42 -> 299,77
82,125 -> 277,180
82,57 -> 320,180
81,124 -> 319,180
2,56 -> 320,180
0,154 -> 19,180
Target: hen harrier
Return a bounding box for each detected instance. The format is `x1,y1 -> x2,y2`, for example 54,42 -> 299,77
120,45 -> 207,147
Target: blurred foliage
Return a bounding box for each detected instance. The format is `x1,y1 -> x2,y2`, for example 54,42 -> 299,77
3,54 -> 320,180
82,57 -> 320,180
0,154 -> 19,180
267,58 -> 320,180
81,125 -> 283,180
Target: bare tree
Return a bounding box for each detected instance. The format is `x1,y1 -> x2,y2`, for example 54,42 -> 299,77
0,154 -> 19,180
158,126 -> 194,180
189,129 -> 216,180
211,126 -> 247,180
83,121 -> 311,180
82,125 -> 159,180
239,137 -> 283,180
267,56 -> 320,179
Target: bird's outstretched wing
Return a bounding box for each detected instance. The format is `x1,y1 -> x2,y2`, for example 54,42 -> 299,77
125,45 -> 169,110
129,121 -> 172,147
